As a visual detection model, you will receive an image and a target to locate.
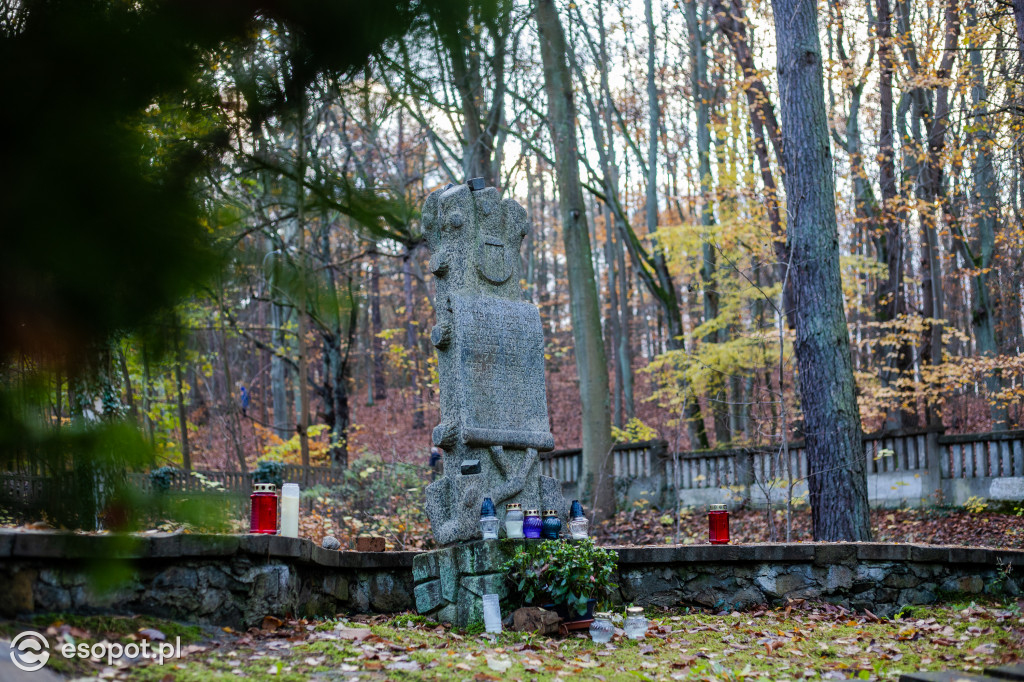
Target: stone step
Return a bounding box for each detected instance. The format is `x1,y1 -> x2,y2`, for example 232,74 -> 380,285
985,665 -> 1024,681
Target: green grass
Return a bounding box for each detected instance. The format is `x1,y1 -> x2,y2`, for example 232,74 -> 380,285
2,602 -> 1018,681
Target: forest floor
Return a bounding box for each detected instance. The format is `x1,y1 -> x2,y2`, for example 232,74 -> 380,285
2,600 -> 1021,681
594,507 -> 1024,549
4,506 -> 1021,553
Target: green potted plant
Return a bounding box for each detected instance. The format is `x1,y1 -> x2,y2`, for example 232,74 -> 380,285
502,538 -> 618,621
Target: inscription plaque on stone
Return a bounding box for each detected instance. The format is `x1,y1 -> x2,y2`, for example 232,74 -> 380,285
453,295 -> 554,451
420,180 -> 565,546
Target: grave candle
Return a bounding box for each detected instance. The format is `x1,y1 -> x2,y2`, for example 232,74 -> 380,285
568,499 -> 588,539
280,483 -> 300,538
541,509 -> 561,539
523,509 -> 542,539
480,497 -> 499,540
709,503 -> 730,544
504,503 -> 524,538
249,483 -> 278,534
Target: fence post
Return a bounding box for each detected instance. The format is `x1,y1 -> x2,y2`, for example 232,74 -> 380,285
649,440 -> 670,508
920,428 -> 944,506
735,449 -> 755,509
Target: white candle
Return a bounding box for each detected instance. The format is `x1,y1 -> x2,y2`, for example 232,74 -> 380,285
280,483 -> 300,538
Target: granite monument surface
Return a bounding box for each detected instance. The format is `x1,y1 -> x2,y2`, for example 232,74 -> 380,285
421,179 -> 565,545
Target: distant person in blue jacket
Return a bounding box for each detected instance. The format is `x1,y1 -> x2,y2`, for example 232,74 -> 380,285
429,445 -> 443,481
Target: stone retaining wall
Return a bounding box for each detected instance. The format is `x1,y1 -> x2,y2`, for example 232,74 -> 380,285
614,544 -> 1023,618
0,532 -> 416,628
1,532 -> 1020,628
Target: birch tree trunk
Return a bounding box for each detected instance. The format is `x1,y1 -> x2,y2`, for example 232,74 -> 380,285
535,0 -> 615,521
771,0 -> 871,541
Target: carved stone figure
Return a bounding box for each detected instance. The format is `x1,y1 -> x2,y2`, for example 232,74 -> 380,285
421,179 -> 565,545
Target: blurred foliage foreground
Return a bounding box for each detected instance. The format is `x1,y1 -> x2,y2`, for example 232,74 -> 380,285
0,0 -> 477,534
1,453 -> 433,552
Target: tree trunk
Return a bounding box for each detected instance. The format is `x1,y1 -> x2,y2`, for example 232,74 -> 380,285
535,0 -> 615,521
711,0 -> 792,328
604,203 -> 624,429
438,8 -> 507,187
141,343 -> 155,446
596,0 -> 634,421
873,0 -> 915,429
537,165 -> 551,323
1014,0 -> 1024,67
270,301 -> 291,439
295,118 -> 311,478
217,292 -> 248,474
174,320 -> 191,472
370,252 -> 387,401
965,0 -> 1006,429
404,247 -> 425,430
687,0 -> 729,445
900,0 -> 957,428
617,236 -> 635,420
117,346 -> 137,426
771,0 -> 871,541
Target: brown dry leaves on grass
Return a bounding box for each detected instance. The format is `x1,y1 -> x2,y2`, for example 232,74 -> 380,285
595,507 -> 1024,549
39,599 -> 1020,682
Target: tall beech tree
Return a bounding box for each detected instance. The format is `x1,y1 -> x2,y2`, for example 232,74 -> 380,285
771,0 -> 872,540
534,0 -> 614,521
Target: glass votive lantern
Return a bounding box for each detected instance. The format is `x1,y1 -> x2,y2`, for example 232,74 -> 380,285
708,503 -> 730,544
541,509 -> 561,539
480,497 -> 499,540
482,594 -> 502,634
589,612 -> 614,643
623,606 -> 648,640
524,509 -> 542,539
249,483 -> 278,534
505,503 -> 525,539
568,499 -> 588,539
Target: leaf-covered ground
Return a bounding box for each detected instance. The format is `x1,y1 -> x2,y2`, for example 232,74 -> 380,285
595,507 -> 1024,549
4,600 -> 1022,681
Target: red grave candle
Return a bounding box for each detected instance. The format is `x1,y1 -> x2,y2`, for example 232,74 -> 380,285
250,483 -> 278,534
708,503 -> 730,544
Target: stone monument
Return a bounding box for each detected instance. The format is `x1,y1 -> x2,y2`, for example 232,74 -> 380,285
420,178 -> 566,546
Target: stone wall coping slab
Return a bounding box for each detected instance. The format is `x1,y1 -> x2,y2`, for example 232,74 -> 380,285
611,542 -> 1024,567
0,531 -> 417,568
3,531 -> 1021,569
